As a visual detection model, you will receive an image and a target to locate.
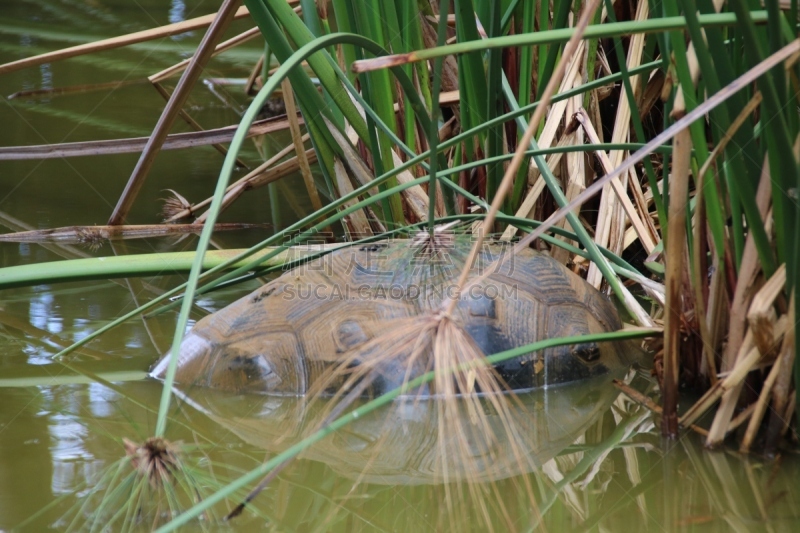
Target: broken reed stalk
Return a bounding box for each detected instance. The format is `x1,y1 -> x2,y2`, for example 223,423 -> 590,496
149,81 -> 246,168
0,116 -> 302,161
662,126 -> 692,438
166,135 -> 309,222
765,294 -> 796,453
586,0 -> 649,289
332,158 -> 374,237
704,265 -> 790,447
107,0 -> 241,226
192,148 -> 317,223
281,78 -> 322,212
612,379 -> 708,437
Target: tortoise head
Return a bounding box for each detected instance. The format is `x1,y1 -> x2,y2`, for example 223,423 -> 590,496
149,330 -> 309,394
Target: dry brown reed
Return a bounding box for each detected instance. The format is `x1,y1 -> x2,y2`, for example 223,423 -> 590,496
108,0 -> 242,226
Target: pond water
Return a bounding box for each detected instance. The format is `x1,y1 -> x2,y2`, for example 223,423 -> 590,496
1,1 -> 799,531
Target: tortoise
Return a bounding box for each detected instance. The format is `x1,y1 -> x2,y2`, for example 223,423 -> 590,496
150,237 -> 637,395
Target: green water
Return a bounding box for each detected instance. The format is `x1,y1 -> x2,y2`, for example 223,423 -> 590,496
0,1 -> 798,531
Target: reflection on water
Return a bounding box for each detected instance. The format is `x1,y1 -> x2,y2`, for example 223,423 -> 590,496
169,0 -> 187,26
174,373 -> 623,485
0,0 -> 799,531
2,376 -> 800,531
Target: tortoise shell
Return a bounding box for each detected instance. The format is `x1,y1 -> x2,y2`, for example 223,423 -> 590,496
151,239 -> 634,394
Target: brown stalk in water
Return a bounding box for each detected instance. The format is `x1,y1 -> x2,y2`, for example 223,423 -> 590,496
0,115 -> 302,161
107,0 -> 241,226
149,81 -> 248,169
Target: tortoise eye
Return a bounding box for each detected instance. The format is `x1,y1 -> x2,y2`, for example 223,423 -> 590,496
573,342 -> 600,362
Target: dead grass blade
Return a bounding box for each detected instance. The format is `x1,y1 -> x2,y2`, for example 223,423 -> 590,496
332,158 -> 373,237
149,27 -> 262,84
499,41 -> 586,243
705,317 -> 790,447
662,127 -> 692,438
107,0 -> 241,226
281,78 -> 322,212
706,265 -> 788,448
193,149 -> 317,224
764,294 -> 796,453
739,341 -> 784,452
574,109 -> 657,254
550,78 -> 589,265
164,135 -> 308,222
0,6 -> 253,76
679,309 -> 790,432
244,55 -> 265,96
462,38 -> 800,305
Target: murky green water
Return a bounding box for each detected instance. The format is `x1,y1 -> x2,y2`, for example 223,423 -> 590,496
1,1 -> 799,531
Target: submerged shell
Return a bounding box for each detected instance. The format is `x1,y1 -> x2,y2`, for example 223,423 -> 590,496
172,372 -> 623,484
151,239 -> 634,394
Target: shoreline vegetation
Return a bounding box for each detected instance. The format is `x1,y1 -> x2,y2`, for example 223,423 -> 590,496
1,0 -> 798,529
